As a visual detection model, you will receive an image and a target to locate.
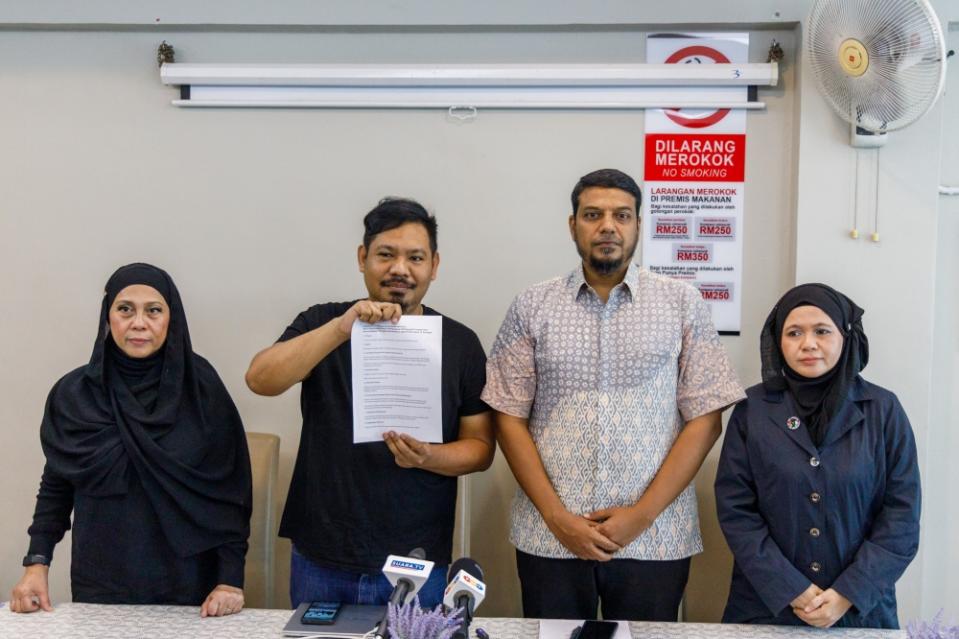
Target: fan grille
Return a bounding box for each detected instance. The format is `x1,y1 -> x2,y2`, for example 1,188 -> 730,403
806,0 -> 945,132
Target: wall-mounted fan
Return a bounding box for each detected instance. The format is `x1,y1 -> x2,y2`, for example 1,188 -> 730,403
805,0 -> 948,241
806,0 -> 947,147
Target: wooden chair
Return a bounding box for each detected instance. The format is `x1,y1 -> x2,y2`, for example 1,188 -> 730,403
244,432 -> 280,608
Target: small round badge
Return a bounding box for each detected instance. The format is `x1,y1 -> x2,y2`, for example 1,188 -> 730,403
786,416 -> 801,430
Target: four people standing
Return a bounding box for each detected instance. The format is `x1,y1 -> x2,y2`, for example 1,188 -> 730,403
9,187 -> 920,629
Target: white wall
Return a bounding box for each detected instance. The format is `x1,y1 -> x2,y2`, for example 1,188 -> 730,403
793,12 -> 957,621
1,0 -> 956,625
921,24 -> 959,619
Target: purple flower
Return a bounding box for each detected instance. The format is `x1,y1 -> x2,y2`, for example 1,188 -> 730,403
387,596 -> 465,639
907,611 -> 959,639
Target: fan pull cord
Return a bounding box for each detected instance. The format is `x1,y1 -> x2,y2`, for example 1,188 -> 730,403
850,149 -> 860,239
871,148 -> 880,242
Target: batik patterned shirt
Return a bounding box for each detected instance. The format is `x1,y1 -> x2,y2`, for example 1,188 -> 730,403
482,262 -> 745,560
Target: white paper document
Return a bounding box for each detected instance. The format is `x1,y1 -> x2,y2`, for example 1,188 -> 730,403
351,315 -> 443,444
538,620 -> 631,639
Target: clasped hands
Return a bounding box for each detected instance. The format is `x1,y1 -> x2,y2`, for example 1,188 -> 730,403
546,508 -> 852,627
790,583 -> 852,628
546,505 -> 654,562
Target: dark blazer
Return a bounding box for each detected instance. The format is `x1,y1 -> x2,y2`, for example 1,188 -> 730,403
715,376 -> 920,629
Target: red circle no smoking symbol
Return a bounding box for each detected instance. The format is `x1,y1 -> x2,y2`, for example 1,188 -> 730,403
664,45 -> 730,129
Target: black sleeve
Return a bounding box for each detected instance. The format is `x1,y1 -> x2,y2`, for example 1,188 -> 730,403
27,463 -> 75,561
276,307 -> 316,342
199,359 -> 252,589
458,329 -> 491,418
276,303 -> 342,342
216,540 -> 248,588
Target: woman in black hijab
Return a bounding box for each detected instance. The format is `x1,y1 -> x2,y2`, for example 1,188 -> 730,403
715,283 -> 920,629
10,264 -> 251,616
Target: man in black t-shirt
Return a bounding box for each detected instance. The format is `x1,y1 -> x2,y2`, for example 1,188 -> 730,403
246,198 -> 493,608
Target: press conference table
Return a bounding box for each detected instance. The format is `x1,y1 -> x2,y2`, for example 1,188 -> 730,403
0,603 -> 905,639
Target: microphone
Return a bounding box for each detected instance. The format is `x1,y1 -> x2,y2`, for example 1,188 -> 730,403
443,558 -> 486,639
374,548 -> 435,639
382,547 -> 434,605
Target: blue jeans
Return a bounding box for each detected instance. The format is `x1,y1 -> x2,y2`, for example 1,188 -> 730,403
290,546 -> 448,609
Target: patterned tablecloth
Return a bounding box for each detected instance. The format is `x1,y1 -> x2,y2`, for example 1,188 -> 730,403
0,603 -> 905,639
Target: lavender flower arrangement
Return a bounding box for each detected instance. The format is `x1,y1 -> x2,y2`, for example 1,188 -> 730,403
907,611 -> 959,639
387,596 -> 464,639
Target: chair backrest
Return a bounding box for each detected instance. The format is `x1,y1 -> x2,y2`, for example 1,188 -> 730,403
245,431 -> 280,608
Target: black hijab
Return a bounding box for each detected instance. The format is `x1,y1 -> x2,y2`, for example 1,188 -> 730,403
760,283 -> 869,446
40,263 -> 251,558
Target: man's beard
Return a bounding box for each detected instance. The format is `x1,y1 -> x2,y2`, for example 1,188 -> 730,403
381,278 -> 416,312
575,236 -> 636,276
388,293 -> 415,313
589,254 -> 624,275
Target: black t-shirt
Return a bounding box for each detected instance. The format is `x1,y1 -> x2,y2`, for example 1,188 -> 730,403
277,301 -> 489,572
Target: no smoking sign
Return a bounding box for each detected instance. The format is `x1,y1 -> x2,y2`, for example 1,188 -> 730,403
664,45 -> 732,129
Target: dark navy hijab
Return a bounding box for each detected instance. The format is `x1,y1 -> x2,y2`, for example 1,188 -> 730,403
760,283 -> 869,446
39,263 -> 251,557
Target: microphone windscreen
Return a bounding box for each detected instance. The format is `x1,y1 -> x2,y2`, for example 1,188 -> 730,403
408,547 -> 427,560
447,557 -> 484,583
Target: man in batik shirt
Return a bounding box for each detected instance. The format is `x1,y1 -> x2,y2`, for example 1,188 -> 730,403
482,168 -> 744,621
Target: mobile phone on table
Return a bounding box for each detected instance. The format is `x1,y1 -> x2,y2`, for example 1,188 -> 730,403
301,601 -> 342,625
572,620 -> 618,639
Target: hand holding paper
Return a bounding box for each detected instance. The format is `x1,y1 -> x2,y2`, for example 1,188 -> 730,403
383,431 -> 433,468
337,300 -> 404,338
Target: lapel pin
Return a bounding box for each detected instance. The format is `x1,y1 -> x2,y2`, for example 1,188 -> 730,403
786,416 -> 801,430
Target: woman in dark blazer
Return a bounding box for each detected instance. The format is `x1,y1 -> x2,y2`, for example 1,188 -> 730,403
715,283 -> 920,629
